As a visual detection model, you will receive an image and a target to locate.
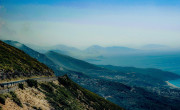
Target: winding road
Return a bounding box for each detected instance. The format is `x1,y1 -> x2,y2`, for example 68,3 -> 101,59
0,77 -> 58,94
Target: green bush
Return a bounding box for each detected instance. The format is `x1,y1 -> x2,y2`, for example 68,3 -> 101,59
3,93 -> 12,99
0,94 -> 6,105
32,106 -> 42,110
26,79 -> 38,88
10,91 -> 23,107
0,106 -> 2,110
18,83 -> 24,89
40,83 -> 53,93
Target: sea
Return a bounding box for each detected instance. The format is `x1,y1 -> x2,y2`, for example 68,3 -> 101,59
88,55 -> 180,75
88,54 -> 180,88
169,79 -> 180,88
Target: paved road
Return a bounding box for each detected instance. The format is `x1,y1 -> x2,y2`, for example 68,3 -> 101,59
0,77 -> 58,94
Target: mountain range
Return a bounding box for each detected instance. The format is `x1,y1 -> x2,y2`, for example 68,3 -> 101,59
27,43 -> 142,59
2,40 -> 180,110
0,40 -> 124,110
26,43 -> 180,75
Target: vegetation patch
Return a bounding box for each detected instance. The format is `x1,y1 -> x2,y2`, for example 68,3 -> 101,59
39,75 -> 123,110
9,91 -> 23,107
26,79 -> 38,88
58,75 -> 123,110
0,94 -> 6,105
0,40 -> 54,81
40,81 -> 86,109
18,83 -> 24,90
40,83 -> 54,93
32,106 -> 42,110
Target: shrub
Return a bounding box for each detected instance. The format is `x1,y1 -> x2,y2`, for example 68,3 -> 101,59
0,106 -> 2,110
18,83 -> 24,89
32,106 -> 42,110
10,91 -> 23,107
3,93 -> 12,99
0,94 -> 6,105
40,83 -> 53,93
26,79 -> 38,88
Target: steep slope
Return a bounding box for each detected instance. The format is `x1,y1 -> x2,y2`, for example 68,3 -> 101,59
0,40 -> 54,81
4,40 -> 65,76
53,75 -> 123,110
45,51 -> 104,73
0,75 -> 124,110
4,40 -> 56,69
44,50 -> 180,109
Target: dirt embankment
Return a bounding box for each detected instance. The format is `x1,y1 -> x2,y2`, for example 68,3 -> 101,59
1,87 -> 53,110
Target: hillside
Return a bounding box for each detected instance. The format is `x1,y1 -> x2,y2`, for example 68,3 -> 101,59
0,40 -> 54,81
100,65 -> 180,81
4,40 -> 56,70
45,51 -> 104,73
3,40 -> 66,76
2,40 -> 180,110
44,51 -> 179,88
0,75 -> 124,110
68,72 -> 180,110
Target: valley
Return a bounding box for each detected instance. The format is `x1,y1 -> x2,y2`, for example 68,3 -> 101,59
1,0 -> 179,109
3,40 -> 180,110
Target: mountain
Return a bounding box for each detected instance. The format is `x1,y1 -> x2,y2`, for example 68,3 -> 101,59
45,50 -> 180,85
0,40 -> 54,81
85,45 -> 140,56
3,40 -> 65,76
25,44 -> 80,54
27,43 -> 94,60
45,51 -> 104,73
2,40 -> 180,109
25,43 -> 50,53
0,40 -> 124,110
43,50 -> 180,109
52,44 -> 81,53
45,49 -> 180,105
85,45 -> 105,54
51,45 -> 100,60
28,43 -> 141,59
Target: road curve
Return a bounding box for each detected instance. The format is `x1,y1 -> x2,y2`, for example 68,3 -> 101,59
0,77 -> 58,94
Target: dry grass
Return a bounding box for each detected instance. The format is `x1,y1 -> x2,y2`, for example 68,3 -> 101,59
1,88 -> 53,110
2,98 -> 22,110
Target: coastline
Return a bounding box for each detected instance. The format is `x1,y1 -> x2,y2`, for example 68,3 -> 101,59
165,81 -> 180,88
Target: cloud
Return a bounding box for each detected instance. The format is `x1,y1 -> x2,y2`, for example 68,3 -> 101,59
0,19 -> 17,40
0,1 -> 180,49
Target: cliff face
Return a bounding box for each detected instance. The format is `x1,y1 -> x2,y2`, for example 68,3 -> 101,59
0,40 -> 54,81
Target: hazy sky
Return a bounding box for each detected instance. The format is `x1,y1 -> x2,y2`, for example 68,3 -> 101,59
0,0 -> 180,49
